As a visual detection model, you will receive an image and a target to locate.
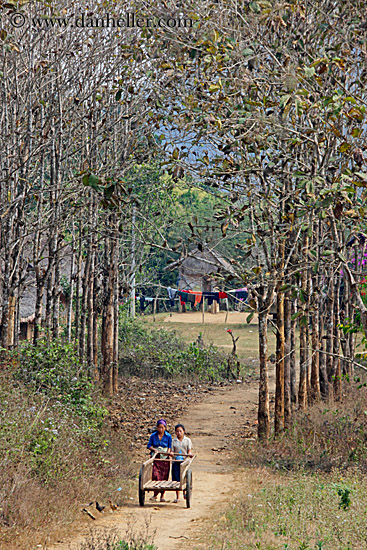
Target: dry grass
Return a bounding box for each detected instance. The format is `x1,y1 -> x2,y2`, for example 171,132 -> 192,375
242,378 -> 367,473
0,371 -> 134,550
74,525 -> 156,550
197,466 -> 367,550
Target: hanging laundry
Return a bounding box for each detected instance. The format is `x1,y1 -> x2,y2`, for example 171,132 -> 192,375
188,290 -> 202,307
178,290 -> 189,305
139,296 -> 146,312
167,287 -> 177,307
194,292 -> 202,307
204,292 -> 219,306
187,292 -> 195,305
218,291 -> 228,299
235,287 -> 248,301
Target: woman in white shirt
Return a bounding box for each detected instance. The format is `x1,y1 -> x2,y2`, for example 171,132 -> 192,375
172,423 -> 193,503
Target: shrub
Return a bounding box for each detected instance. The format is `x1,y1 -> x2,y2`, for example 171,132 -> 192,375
13,335 -> 107,430
119,316 -> 229,380
0,367 -> 133,547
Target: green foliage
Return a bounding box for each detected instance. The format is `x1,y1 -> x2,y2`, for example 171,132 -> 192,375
132,177 -> 250,292
337,486 -> 351,510
13,336 -> 107,430
0,358 -> 131,532
119,315 -> 229,380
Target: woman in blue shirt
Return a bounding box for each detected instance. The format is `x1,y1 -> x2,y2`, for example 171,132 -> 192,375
147,419 -> 173,502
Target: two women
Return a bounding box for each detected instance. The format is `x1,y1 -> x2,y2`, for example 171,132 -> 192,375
147,419 -> 193,503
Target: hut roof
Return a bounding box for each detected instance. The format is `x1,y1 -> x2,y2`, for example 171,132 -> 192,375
182,247 -> 234,276
167,247 -> 235,276
17,244 -> 75,323
19,286 -> 39,323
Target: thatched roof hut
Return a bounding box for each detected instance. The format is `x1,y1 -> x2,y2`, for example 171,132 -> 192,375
0,243 -> 76,341
19,286 -> 39,324
168,247 -> 235,291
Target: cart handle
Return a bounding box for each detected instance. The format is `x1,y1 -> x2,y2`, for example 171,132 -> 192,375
148,451 -> 196,461
148,451 -> 194,456
171,452 -> 195,458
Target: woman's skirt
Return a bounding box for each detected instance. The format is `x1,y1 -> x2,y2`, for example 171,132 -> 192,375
152,459 -> 170,481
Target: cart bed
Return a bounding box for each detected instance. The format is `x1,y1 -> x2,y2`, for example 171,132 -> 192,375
139,452 -> 195,507
144,480 -> 180,490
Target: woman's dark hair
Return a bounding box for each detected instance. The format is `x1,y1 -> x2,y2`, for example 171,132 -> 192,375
175,423 -> 185,432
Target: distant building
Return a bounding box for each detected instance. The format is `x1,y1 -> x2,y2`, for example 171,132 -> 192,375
17,286 -> 69,341
167,246 -> 234,292
0,244 -> 76,343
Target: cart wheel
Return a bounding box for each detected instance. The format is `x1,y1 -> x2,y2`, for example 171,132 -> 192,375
138,467 -> 145,507
186,469 -> 192,508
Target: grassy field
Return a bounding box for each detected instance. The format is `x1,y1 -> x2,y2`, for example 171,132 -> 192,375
141,311 -> 276,364
198,467 -> 367,550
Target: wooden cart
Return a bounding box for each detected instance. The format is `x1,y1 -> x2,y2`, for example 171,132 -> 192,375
139,452 -> 195,508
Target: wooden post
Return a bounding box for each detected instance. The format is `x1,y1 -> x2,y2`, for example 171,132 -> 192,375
225,298 -> 229,324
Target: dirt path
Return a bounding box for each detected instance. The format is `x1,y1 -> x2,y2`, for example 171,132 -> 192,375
48,381 -> 259,550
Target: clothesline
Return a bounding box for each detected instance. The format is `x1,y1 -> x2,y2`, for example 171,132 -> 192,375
132,286 -> 248,308
133,282 -> 248,293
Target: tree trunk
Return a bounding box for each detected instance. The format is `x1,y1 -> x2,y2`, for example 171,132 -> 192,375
310,304 -> 321,402
67,236 -> 75,342
34,277 -> 44,344
79,252 -> 91,362
333,275 -> 342,399
298,234 -> 309,409
45,269 -> 54,333
7,294 -> 16,348
319,305 -> 328,400
306,267 -> 312,401
87,249 -> 95,374
52,243 -> 60,339
258,308 -> 270,439
93,273 -> 99,381
130,203 -> 136,318
113,224 -> 119,394
275,283 -> 285,435
290,299 -> 297,406
326,271 -> 335,400
0,62 -> 12,350
75,228 -> 82,347
1,241 -> 10,349
101,230 -> 115,396
284,290 -> 291,427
